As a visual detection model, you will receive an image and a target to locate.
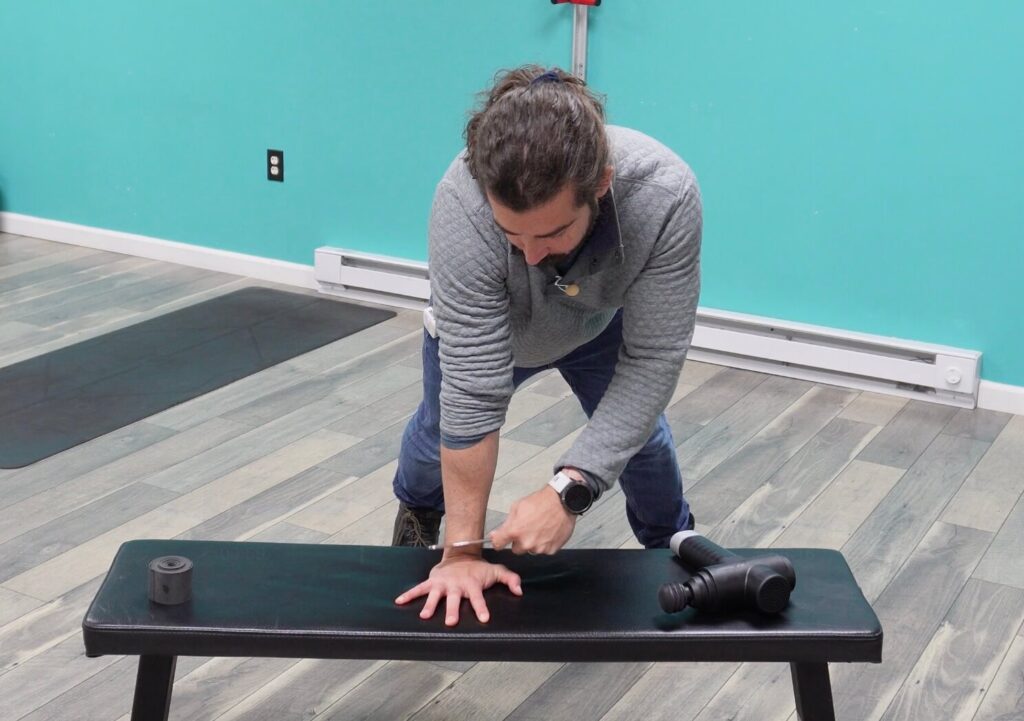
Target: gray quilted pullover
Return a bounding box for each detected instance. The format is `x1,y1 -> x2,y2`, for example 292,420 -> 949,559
429,125 -> 702,491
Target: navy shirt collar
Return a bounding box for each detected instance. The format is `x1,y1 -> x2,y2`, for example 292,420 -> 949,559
557,187 -> 624,282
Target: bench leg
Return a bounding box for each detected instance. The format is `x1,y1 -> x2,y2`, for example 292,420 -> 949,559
131,655 -> 177,721
790,662 -> 835,721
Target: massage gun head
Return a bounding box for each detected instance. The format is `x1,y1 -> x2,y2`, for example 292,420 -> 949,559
658,581 -> 694,613
744,565 -> 792,614
662,531 -> 796,615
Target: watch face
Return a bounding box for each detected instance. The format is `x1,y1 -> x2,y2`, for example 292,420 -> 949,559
563,482 -> 593,514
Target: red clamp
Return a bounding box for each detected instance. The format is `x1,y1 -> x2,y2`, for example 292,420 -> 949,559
551,0 -> 601,5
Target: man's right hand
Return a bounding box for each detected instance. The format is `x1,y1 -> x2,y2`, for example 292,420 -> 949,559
394,553 -> 523,626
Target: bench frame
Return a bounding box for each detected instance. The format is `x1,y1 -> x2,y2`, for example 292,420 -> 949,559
126,654 -> 838,721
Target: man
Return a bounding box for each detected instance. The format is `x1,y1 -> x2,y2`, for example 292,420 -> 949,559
392,65 -> 702,626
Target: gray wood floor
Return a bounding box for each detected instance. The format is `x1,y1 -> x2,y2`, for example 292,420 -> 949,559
1,232 -> 1023,721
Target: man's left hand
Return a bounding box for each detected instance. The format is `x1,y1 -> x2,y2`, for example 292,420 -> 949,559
490,484 -> 576,555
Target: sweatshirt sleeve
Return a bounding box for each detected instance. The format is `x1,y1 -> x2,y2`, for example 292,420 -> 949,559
556,179 -> 702,490
428,180 -> 515,447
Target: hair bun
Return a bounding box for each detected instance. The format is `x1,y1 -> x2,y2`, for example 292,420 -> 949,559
530,69 -> 564,86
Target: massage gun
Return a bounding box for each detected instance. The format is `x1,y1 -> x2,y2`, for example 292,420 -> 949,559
658,531 -> 797,615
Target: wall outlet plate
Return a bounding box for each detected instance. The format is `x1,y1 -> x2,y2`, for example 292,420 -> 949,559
267,149 -> 284,182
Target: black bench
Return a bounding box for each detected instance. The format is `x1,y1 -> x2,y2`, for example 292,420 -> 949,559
82,539 -> 882,721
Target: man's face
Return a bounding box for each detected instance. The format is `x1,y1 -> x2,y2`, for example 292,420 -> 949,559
487,184 -> 596,267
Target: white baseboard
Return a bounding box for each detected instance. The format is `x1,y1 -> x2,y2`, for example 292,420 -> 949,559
3,213 -> 1021,415
0,211 -> 316,289
977,381 -> 1024,415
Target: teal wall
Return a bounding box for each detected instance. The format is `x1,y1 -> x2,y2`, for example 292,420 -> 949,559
1,2 -> 1021,385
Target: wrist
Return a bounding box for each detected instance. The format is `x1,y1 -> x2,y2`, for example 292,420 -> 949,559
442,547 -> 483,562
557,466 -> 601,499
544,483 -> 574,520
548,470 -> 595,516
560,466 -> 586,483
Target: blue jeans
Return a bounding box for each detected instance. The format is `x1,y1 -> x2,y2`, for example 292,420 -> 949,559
392,310 -> 692,549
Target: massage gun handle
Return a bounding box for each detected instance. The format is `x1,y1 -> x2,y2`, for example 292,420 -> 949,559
670,531 -> 740,570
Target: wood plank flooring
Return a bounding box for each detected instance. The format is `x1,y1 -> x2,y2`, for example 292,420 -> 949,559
1,232 -> 1022,721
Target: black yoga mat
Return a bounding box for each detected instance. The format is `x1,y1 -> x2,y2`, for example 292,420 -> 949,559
0,287 -> 395,468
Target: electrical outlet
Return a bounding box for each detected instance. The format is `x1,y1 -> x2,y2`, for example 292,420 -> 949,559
267,149 -> 284,182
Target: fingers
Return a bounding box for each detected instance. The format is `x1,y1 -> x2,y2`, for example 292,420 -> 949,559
491,525 -> 532,555
397,561 -> 525,626
492,489 -> 575,555
420,588 -> 443,620
445,591 -> 463,627
451,570 -> 522,624
497,566 -> 524,596
489,525 -> 510,551
394,581 -> 431,606
491,499 -> 525,550
468,589 -> 490,624
396,583 -> 463,625
513,537 -> 546,555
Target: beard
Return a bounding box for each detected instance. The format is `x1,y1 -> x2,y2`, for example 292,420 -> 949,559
537,197 -> 601,271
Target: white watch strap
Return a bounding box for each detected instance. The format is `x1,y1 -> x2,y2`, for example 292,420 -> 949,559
423,306 -> 438,338
548,470 -> 574,494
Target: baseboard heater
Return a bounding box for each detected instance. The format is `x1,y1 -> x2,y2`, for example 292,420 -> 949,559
314,247 -> 982,408
315,247 -> 430,310
689,309 -> 981,408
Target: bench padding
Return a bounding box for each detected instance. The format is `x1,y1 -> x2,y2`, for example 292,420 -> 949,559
83,540 -> 882,664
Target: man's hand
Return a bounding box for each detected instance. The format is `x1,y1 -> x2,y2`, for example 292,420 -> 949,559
490,484 -> 576,555
394,553 -> 522,626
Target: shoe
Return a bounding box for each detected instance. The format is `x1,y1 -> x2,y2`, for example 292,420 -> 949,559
392,501 -> 444,548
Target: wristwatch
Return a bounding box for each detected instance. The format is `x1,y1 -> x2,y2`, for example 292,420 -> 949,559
548,470 -> 595,515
